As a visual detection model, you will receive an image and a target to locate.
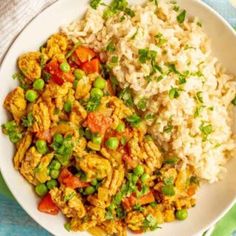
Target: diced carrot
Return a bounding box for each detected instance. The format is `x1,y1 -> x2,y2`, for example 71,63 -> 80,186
122,195 -> 137,210
187,185 -> 196,196
86,112 -> 112,135
75,46 -> 96,63
38,193 -> 59,215
137,191 -> 155,205
58,168 -> 89,189
63,72 -> 74,83
71,52 -> 81,66
81,58 -> 100,74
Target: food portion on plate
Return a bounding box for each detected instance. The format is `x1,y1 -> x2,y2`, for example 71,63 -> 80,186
1,0 -> 236,235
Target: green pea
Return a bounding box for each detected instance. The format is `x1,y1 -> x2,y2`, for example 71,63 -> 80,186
116,122 -> 125,132
91,88 -> 103,97
53,133 -> 64,144
35,183 -> 48,197
141,173 -> 150,183
33,79 -> 45,90
74,69 -> 85,80
162,185 -> 175,196
46,179 -> 58,190
84,186 -> 96,195
93,77 -> 106,89
92,135 -> 102,144
91,179 -> 98,186
50,169 -> 60,179
25,90 -> 38,102
114,192 -> 123,205
35,140 -> 48,154
64,101 -> 72,113
175,209 -> 188,220
133,165 -> 144,177
49,160 -> 61,170
132,174 -> 139,184
106,137 -> 119,150
60,62 -> 70,72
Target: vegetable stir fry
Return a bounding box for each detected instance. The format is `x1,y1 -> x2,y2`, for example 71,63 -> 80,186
2,33 -> 198,235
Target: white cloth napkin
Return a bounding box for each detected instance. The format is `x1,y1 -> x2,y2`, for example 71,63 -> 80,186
0,0 -> 56,63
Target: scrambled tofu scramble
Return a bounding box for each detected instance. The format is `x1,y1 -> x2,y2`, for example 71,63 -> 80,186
2,32 -> 198,235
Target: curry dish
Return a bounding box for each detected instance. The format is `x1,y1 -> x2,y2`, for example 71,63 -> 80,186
2,32 -> 198,235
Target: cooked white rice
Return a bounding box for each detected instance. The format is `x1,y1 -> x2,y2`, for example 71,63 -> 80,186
62,0 -> 236,183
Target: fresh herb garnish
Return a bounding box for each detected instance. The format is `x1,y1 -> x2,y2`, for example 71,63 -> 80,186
103,0 -> 135,19
155,33 -> 167,46
90,0 -> 102,9
196,91 -> 203,103
126,114 -> 142,127
12,72 -> 28,90
52,134 -> 74,166
138,49 -> 157,64
137,98 -> 147,110
231,95 -> 236,106
106,41 -> 116,52
22,112 -> 34,127
86,95 -> 101,112
2,120 -> 22,143
65,40 -> 81,59
177,10 -> 186,24
169,87 -> 180,99
119,87 -> 134,107
143,214 -> 159,231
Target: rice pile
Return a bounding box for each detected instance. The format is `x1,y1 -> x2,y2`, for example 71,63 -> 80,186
62,0 -> 236,183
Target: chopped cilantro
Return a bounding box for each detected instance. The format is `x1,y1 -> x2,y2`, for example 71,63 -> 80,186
144,113 -> 155,121
143,214 -> 159,231
133,203 -> 144,212
163,123 -> 173,133
103,0 -> 135,19
64,192 -> 75,201
169,87 -> 180,99
111,55 -> 119,64
86,95 -> 101,112
177,10 -> 186,24
231,95 -> 236,105
42,70 -> 51,82
138,49 -> 157,64
12,72 -> 28,90
126,114 -> 142,127
106,41 -> 116,52
116,206 -> 126,219
90,0 -> 102,9
64,223 -> 71,232
155,33 -> 167,46
137,98 -> 147,110
200,123 -> 213,136
130,28 -> 139,40
21,112 -> 34,127
52,134 -> 74,166
105,208 -> 114,220
163,177 -> 174,185
119,87 -> 134,107
194,106 -> 203,118
196,91 -> 203,103
2,120 -> 22,143
164,156 -> 179,165
167,63 -> 178,74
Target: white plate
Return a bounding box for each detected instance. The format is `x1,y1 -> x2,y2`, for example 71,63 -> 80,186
0,1 -> 236,236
